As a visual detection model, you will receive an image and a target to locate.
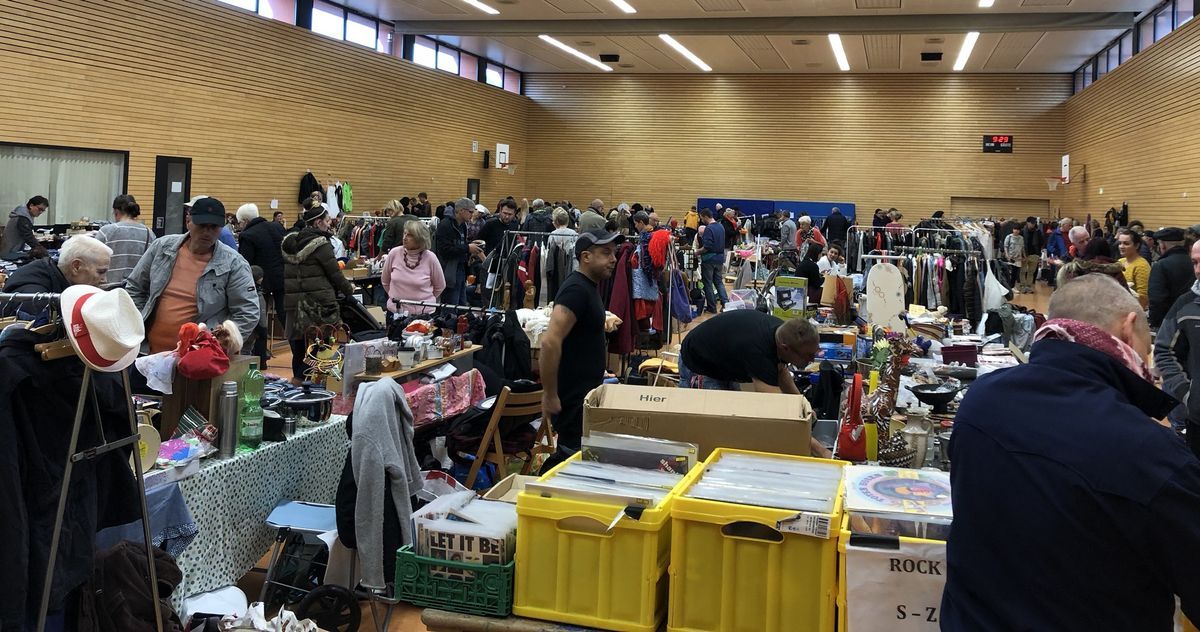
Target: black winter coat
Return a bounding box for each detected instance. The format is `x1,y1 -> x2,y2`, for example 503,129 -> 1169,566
237,217 -> 285,293
281,228 -> 354,338
1023,226 -> 1044,255
436,218 -> 469,289
1150,246 -> 1195,327
298,172 -> 322,204
822,211 -> 850,244
0,328 -> 140,628
1,257 -> 69,316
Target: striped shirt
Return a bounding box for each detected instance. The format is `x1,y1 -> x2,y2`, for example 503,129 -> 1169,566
96,221 -> 155,285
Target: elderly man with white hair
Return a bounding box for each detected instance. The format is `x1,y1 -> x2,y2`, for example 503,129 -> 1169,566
1068,225 -> 1091,258
2,235 -> 111,316
236,201 -> 286,335
523,197 -> 554,236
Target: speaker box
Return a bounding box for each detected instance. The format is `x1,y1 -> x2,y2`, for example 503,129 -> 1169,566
482,150 -> 490,168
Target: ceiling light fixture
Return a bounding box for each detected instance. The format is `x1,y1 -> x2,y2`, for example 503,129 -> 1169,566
538,34 -> 614,71
978,0 -> 995,7
609,0 -> 637,13
828,33 -> 850,71
953,31 -> 980,71
460,0 -> 500,14
659,34 -> 712,72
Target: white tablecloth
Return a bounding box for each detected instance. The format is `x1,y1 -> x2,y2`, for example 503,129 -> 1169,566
173,416 -> 349,604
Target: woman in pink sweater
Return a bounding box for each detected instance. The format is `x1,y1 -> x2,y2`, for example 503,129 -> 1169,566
382,221 -> 445,315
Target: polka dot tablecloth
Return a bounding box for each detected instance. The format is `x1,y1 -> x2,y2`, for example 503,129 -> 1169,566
172,415 -> 349,606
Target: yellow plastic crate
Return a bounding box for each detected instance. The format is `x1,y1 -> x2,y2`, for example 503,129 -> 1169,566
837,513 -> 947,632
668,448 -> 846,632
513,452 -> 681,632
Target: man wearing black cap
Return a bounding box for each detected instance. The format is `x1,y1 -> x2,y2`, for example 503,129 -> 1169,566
126,196 -> 259,354
1150,227 -> 1193,327
539,229 -> 624,470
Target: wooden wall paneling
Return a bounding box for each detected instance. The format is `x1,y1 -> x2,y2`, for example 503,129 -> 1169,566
1064,16 -> 1200,230
523,73 -> 1069,223
0,0 -> 529,227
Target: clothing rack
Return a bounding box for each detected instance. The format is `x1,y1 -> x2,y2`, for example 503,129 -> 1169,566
892,245 -> 982,256
486,230 -> 557,311
0,292 -> 163,632
393,298 -> 503,315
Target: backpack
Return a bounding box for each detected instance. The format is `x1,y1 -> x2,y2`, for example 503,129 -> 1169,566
74,541 -> 185,632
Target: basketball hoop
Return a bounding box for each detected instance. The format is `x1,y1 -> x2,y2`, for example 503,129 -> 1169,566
499,162 -> 518,175
1044,176 -> 1067,191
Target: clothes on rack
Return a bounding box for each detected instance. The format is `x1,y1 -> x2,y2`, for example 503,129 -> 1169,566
298,171 -> 321,204
0,327 -> 140,628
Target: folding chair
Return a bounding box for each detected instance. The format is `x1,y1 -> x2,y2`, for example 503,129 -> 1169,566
464,386 -> 553,489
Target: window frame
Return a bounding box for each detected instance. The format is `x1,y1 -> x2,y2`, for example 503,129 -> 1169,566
0,141 -> 131,226
344,10 -> 379,49
1154,1 -> 1175,42
401,35 -> 523,93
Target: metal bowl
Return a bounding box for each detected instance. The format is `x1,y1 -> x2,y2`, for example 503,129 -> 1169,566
907,384 -> 963,414
278,386 -> 337,424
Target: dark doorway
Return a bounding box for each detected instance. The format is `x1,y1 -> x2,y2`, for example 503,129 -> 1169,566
153,156 -> 191,236
466,178 -> 480,207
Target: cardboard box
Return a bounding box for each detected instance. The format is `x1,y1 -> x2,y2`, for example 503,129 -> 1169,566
583,384 -> 813,460
160,355 -> 258,440
483,474 -> 539,504
772,275 -> 808,319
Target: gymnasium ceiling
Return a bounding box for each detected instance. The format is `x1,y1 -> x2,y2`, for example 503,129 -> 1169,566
347,0 -> 1166,73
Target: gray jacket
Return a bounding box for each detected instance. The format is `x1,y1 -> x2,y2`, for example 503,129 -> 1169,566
2,205 -> 38,255
1155,281 -> 1200,433
125,234 -> 259,351
351,377 -> 420,589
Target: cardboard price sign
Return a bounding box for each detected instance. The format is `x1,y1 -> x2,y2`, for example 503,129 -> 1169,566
845,540 -> 947,631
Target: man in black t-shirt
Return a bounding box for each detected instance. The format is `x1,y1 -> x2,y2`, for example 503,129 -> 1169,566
680,309 -> 828,456
539,229 -> 625,470
680,309 -> 819,392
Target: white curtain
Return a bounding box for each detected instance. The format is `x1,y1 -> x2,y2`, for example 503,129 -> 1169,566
0,145 -> 125,224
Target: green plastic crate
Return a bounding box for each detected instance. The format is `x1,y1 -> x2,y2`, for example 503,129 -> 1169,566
394,545 -> 514,617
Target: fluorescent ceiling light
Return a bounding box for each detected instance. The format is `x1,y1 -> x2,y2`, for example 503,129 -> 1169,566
828,33 -> 850,71
954,31 -> 980,71
659,34 -> 712,72
460,0 -> 499,15
609,0 -> 637,12
978,0 -> 995,6
538,35 -> 614,71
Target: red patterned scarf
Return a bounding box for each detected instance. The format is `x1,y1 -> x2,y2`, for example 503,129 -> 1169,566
1033,318 -> 1154,382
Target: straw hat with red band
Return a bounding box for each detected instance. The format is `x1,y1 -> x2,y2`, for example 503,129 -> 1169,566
61,285 -> 145,372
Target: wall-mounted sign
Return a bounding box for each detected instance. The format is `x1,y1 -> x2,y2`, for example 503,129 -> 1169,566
982,135 -> 1013,153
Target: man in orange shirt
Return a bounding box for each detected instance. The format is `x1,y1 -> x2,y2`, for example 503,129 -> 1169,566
126,197 -> 258,353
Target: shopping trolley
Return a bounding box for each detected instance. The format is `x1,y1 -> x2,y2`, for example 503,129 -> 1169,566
259,501 -> 398,632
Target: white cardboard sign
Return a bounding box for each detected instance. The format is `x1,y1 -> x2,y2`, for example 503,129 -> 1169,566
845,540 -> 947,631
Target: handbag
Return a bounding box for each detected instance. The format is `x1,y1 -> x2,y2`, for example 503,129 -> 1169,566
175,323 -> 230,380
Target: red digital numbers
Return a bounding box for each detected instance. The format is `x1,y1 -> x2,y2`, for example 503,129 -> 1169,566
991,136 -> 1010,143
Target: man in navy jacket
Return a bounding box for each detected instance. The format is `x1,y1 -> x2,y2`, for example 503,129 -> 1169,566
942,274 -> 1200,631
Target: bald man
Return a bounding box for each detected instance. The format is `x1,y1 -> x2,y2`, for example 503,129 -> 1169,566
578,199 -> 607,233
944,274 -> 1197,630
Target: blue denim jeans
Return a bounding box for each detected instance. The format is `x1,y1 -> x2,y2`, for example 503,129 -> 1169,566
701,259 -> 729,311
440,267 -> 468,305
678,362 -> 740,390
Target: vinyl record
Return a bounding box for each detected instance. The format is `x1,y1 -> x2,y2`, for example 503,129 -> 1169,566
130,423 -> 160,473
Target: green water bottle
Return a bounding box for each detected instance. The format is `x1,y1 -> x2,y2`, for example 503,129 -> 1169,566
239,367 -> 264,449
